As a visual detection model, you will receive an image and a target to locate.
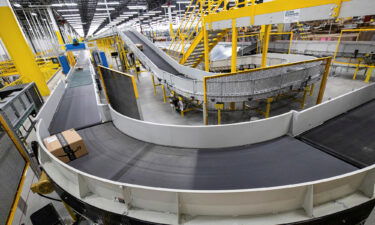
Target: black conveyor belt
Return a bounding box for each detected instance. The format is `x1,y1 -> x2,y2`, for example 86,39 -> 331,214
69,123 -> 357,190
300,100 -> 375,168
49,51 -> 101,134
124,31 -> 182,75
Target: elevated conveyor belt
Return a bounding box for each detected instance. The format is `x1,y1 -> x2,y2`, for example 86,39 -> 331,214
299,99 -> 375,168
49,51 -> 101,134
68,122 -> 357,190
124,31 -> 182,76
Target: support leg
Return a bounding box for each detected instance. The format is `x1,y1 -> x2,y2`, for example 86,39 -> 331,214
316,58 -> 332,104
353,63 -> 360,80
265,97 -> 273,118
364,67 -> 373,83
309,84 -> 315,96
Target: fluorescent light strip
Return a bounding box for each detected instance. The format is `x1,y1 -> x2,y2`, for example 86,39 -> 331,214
122,11 -> 138,15
94,13 -> 111,15
127,5 -> 147,10
97,1 -> 119,5
62,14 -> 80,17
57,9 -> 79,12
51,3 -> 77,7
96,8 -> 115,11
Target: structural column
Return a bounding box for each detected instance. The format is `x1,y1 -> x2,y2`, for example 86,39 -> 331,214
47,7 -> 65,48
231,19 -> 237,73
0,0 -> 50,95
261,24 -> 271,68
203,22 -> 210,72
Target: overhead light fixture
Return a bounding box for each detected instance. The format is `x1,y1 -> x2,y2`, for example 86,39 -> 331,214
94,13 -> 111,15
31,12 -> 37,16
162,5 -> 176,8
13,3 -> 21,7
127,5 -> 147,10
177,1 -> 190,3
122,11 -> 138,15
97,1 -> 120,5
149,10 -> 162,13
62,14 -> 80,17
57,9 -> 79,12
96,8 -> 115,11
51,3 -> 77,7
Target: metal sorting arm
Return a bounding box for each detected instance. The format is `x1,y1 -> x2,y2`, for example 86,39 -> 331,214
36,77 -> 375,224
120,29 -> 324,102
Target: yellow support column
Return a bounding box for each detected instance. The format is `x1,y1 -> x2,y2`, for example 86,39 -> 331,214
203,21 -> 210,72
352,62 -> 360,80
300,86 -> 311,109
0,0 -> 50,96
316,58 -> 332,104
231,19 -> 237,73
215,103 -> 224,125
364,67 -> 374,83
309,84 -> 315,96
265,97 -> 273,118
151,74 -> 157,95
261,24 -> 271,68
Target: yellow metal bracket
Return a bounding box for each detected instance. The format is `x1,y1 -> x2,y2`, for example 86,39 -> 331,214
331,0 -> 344,18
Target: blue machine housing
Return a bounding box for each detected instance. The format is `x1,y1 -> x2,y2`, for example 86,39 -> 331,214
58,55 -> 70,74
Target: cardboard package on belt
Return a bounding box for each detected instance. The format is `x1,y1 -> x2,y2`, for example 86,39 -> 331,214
43,129 -> 88,163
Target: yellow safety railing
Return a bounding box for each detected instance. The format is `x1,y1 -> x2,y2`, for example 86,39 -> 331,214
203,57 -> 332,124
237,31 -> 294,54
168,0 -> 227,57
0,76 -> 23,90
0,57 -> 61,85
333,28 -> 375,83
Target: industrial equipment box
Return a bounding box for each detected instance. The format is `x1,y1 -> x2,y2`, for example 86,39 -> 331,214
44,129 -> 88,163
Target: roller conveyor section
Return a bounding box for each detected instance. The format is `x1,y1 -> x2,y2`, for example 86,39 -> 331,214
48,51 -> 101,135
124,31 -> 182,76
67,122 -> 357,190
299,99 -> 375,169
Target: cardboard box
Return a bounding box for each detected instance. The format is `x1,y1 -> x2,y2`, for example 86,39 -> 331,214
44,129 -> 88,163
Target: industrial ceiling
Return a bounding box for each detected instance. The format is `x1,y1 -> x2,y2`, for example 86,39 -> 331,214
9,0 -> 188,37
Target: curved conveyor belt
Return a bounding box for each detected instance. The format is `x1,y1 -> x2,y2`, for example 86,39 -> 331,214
67,122 -> 357,190
300,99 -> 375,169
48,50 -> 375,192
124,31 -> 182,76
